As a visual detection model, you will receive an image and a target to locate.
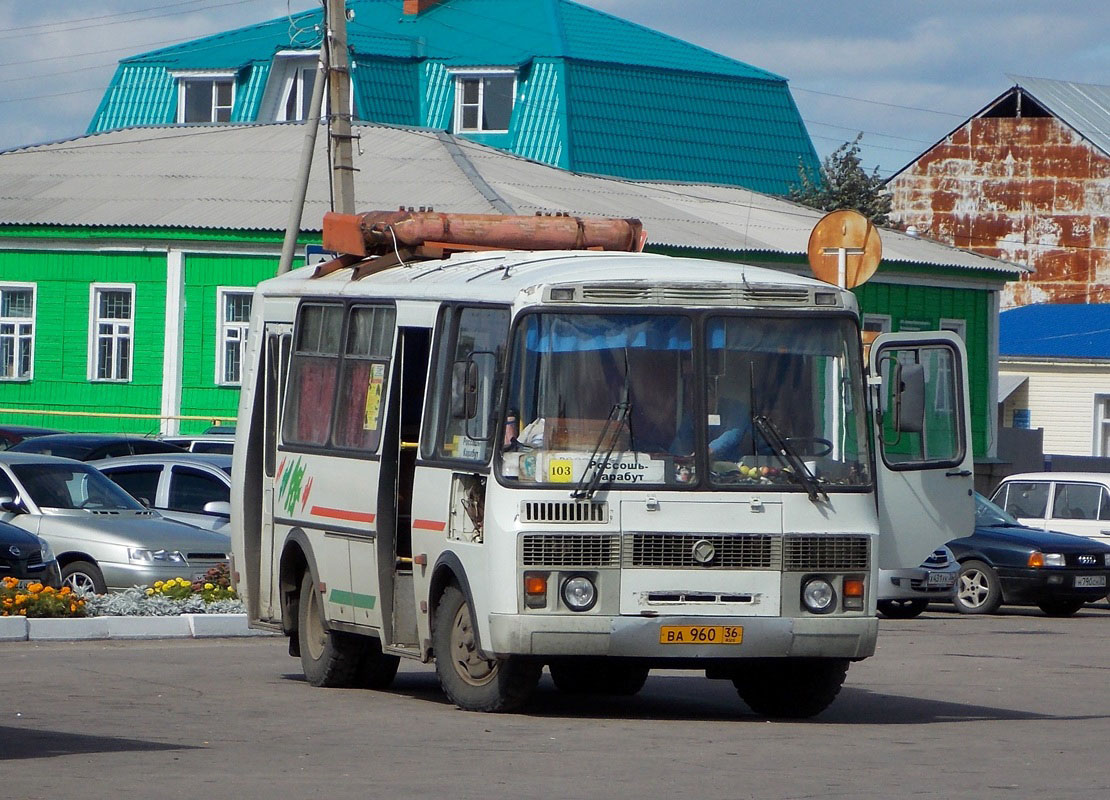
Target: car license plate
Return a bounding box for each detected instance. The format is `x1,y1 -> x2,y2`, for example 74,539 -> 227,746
1074,575 -> 1107,588
926,571 -> 954,588
659,625 -> 742,645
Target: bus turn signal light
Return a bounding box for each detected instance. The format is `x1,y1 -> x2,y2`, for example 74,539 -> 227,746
524,573 -> 548,608
842,578 -> 864,611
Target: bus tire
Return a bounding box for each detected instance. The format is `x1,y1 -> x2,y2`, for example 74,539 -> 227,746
549,659 -> 650,696
358,637 -> 401,689
732,658 -> 848,719
297,571 -> 362,688
433,584 -> 540,712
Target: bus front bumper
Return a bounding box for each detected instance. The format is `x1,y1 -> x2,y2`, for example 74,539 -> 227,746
487,613 -> 878,660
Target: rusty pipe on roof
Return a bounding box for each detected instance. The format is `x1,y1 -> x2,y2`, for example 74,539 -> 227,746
322,210 -> 646,257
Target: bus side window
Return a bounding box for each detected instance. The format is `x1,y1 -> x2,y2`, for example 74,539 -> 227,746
283,303 -> 344,447
426,306 -> 509,463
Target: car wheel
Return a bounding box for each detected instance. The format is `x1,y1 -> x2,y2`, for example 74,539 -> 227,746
877,599 -> 928,619
296,571 -> 363,688
61,560 -> 106,594
732,658 -> 849,719
549,659 -> 650,696
953,559 -> 1002,614
1036,598 -> 1086,617
433,584 -> 540,712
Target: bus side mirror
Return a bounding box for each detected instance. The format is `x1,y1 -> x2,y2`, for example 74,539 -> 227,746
464,351 -> 498,441
450,361 -> 470,419
893,362 -> 925,434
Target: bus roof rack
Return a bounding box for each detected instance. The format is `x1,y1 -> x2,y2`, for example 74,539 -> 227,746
314,210 -> 647,279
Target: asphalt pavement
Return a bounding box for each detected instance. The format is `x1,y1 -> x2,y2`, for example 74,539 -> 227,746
3,603 -> 1109,799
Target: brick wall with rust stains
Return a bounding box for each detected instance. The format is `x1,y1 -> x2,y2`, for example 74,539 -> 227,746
888,116 -> 1110,308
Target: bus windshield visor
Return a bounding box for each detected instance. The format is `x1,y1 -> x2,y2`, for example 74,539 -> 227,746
499,311 -> 871,491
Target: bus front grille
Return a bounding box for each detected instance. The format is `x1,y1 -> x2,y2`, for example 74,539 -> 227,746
622,533 -> 779,569
521,501 -> 608,523
521,534 -> 621,567
782,535 -> 869,571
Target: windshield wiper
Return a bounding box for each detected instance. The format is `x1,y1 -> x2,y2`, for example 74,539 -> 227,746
572,402 -> 632,500
752,414 -> 826,503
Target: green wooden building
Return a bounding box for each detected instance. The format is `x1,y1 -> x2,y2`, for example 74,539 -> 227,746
0,123 -> 1020,457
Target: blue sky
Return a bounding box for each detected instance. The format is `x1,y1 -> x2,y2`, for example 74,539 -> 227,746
2,0 -> 1107,178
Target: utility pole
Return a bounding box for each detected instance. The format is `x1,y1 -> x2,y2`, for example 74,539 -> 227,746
327,0 -> 356,214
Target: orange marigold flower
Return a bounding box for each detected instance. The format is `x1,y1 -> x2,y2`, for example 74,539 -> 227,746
27,582 -> 43,594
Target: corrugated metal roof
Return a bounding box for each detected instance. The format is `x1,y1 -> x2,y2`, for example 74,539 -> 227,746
0,122 -> 1022,276
999,303 -> 1110,358
1006,74 -> 1110,158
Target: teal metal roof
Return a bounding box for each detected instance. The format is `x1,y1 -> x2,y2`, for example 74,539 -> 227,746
86,0 -> 815,194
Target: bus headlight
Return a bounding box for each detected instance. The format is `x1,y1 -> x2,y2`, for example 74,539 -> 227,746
802,577 -> 836,614
561,576 -> 597,612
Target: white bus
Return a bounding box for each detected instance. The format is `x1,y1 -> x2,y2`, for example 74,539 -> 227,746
231,211 -> 974,718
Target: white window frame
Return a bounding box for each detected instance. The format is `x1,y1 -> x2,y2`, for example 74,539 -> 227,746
451,68 -> 516,134
0,282 -> 35,381
1094,394 -> 1110,457
264,52 -> 353,123
216,287 -> 253,386
174,71 -> 236,123
88,283 -> 135,382
862,314 -> 891,334
940,318 -> 967,341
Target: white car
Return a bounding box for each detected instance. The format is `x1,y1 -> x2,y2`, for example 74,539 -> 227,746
93,453 -> 232,533
876,547 -> 959,618
990,472 -> 1110,546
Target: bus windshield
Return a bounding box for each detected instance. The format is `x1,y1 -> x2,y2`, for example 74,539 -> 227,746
499,311 -> 870,491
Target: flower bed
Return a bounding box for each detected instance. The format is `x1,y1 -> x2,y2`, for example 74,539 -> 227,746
1,577 -> 86,618
2,564 -> 244,618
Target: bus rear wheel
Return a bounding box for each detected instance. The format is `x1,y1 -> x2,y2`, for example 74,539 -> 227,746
433,585 -> 540,712
549,659 -> 650,696
731,658 -> 849,719
297,571 -> 363,688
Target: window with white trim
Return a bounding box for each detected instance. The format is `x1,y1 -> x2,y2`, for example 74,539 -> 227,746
0,284 -> 34,380
90,286 -> 133,382
217,289 -> 253,385
176,74 -> 235,123
281,63 -> 318,122
862,314 -> 891,334
940,318 -> 967,341
453,71 -> 515,133
1095,395 -> 1110,457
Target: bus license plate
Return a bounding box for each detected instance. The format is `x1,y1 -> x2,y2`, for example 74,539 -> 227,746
1074,575 -> 1106,588
659,625 -> 743,645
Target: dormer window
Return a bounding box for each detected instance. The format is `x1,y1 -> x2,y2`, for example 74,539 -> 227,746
175,73 -> 236,123
262,53 -> 352,122
452,70 -> 515,133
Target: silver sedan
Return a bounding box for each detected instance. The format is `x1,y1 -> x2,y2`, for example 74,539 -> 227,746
0,452 -> 231,593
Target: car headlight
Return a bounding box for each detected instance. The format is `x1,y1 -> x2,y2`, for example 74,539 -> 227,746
38,539 -> 54,562
128,548 -> 187,565
802,577 -> 836,614
1043,553 -> 1065,567
561,576 -> 597,612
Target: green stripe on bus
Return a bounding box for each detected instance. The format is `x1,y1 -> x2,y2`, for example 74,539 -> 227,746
328,590 -> 376,610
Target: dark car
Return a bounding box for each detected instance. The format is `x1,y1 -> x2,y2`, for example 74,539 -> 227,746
0,425 -> 64,450
948,493 -> 1110,616
0,518 -> 62,587
8,433 -> 186,462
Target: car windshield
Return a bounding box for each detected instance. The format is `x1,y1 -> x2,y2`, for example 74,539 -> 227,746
975,492 -> 1021,527
12,463 -> 144,510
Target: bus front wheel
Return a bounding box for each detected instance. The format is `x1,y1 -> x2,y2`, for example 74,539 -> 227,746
297,571 -> 363,688
433,585 -> 540,712
731,658 -> 849,719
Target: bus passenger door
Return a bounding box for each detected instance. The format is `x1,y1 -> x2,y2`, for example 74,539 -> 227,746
870,331 -> 975,570
372,325 -> 432,650
260,324 -> 291,620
